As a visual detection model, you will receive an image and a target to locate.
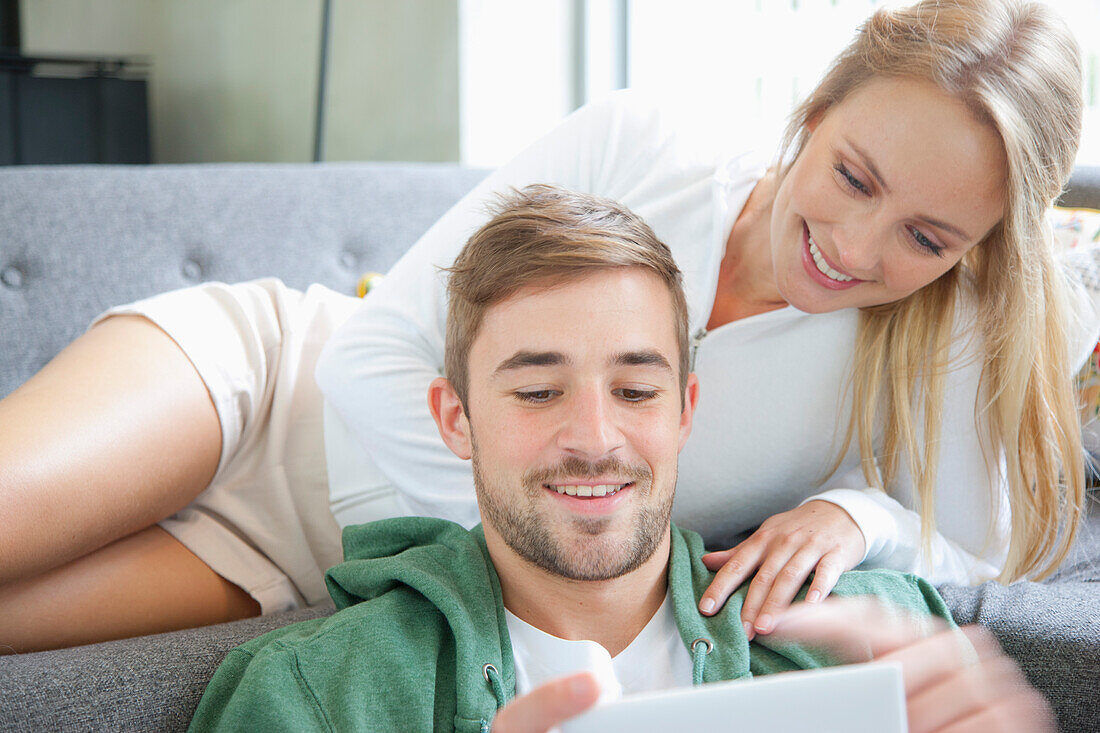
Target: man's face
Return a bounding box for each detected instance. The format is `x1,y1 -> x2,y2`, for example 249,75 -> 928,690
431,267 -> 698,582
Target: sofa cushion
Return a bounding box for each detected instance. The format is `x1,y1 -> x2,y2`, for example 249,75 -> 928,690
0,602 -> 336,732
936,496 -> 1100,733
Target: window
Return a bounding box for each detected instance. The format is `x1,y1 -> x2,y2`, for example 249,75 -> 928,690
459,0 -> 1100,168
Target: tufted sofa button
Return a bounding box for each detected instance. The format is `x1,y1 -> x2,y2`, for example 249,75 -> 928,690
181,259 -> 203,281
1,265 -> 24,288
339,250 -> 358,269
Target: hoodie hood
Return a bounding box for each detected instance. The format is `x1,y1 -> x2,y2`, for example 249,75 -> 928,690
326,517 -> 516,723
324,518 -> 759,696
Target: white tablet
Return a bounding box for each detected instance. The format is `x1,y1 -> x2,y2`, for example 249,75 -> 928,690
561,661 -> 907,733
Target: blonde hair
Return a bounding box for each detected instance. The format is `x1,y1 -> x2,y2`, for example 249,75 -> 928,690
779,0 -> 1085,581
444,184 -> 690,410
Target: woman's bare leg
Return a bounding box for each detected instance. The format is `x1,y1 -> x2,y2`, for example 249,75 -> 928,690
0,315 -> 260,647
0,525 -> 260,654
0,315 -> 221,582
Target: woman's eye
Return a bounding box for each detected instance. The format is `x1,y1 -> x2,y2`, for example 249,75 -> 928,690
907,225 -> 945,257
514,389 -> 558,403
615,387 -> 658,402
834,163 -> 870,195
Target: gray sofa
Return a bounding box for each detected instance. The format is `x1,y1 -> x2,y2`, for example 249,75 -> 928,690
1,162 -> 1099,732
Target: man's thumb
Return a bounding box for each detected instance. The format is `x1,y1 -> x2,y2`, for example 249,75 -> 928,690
492,672 -> 600,733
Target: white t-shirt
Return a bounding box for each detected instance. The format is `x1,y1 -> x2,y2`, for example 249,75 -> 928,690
316,90 -> 1100,585
505,592 -> 694,702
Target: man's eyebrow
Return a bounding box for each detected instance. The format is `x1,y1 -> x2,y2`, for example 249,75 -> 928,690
847,138 -> 973,242
493,351 -> 570,374
610,350 -> 673,373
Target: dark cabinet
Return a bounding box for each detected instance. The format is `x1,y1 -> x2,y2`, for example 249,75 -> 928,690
0,56 -> 150,165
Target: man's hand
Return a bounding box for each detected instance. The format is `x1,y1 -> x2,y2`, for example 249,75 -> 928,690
698,500 -> 865,638
771,598 -> 1056,733
491,672 -> 600,733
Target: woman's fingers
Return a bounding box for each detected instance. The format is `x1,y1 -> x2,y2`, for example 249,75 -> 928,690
739,545 -> 805,636
699,503 -> 864,627
749,548 -> 842,635
698,542 -> 764,616
804,551 -> 846,603
700,549 -> 734,571
699,502 -> 865,625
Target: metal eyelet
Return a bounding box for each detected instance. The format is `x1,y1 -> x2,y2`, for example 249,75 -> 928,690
482,663 -> 498,683
691,637 -> 713,655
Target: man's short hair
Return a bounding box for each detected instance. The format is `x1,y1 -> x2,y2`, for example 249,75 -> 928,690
444,184 -> 690,411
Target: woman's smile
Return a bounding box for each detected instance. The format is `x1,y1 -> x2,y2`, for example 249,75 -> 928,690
801,222 -> 863,290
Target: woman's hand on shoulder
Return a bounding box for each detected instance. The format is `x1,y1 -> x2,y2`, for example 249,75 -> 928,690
697,500 -> 866,639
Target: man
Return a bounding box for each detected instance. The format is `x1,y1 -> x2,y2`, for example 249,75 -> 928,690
189,185 -> 1052,733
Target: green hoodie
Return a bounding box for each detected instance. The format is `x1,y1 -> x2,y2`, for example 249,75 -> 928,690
189,518 -> 953,732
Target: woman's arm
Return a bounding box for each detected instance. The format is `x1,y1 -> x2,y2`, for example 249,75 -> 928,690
697,451 -> 1004,636
698,301 -> 1007,631
803,483 -> 1005,584
702,260 -> 1100,628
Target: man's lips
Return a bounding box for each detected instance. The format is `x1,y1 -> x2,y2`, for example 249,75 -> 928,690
544,482 -> 635,515
543,481 -> 633,498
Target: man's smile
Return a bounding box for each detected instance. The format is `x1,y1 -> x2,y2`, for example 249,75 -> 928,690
545,481 -> 632,497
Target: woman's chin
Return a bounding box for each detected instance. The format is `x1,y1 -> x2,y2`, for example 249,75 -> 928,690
775,280 -> 847,315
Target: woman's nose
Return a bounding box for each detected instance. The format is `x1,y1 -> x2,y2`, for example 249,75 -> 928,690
833,224 -> 881,276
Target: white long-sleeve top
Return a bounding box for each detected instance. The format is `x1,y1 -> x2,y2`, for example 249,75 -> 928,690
315,90 -> 1100,586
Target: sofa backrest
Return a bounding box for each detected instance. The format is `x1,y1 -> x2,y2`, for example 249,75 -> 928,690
0,162 -> 487,399
1060,165 -> 1100,209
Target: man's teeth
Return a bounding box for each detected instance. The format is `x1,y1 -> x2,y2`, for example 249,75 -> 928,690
552,484 -> 626,497
808,235 -> 853,282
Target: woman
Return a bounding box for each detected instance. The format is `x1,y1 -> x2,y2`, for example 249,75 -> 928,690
317,0 -> 1092,636
0,0 -> 1091,652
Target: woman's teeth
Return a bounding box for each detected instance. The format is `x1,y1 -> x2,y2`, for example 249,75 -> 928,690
551,484 -> 626,497
808,235 -> 853,282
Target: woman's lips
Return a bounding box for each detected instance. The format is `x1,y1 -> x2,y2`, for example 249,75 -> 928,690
800,223 -> 862,291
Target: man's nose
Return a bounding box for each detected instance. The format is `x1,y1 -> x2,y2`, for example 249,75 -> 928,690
557,391 -> 625,459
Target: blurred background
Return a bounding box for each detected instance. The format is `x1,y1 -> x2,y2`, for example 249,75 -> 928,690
3,0 -> 1098,168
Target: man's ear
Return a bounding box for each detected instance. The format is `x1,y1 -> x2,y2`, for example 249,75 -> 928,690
428,377 -> 473,460
678,372 -> 700,452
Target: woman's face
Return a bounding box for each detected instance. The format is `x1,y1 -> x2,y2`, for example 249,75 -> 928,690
769,75 -> 1007,313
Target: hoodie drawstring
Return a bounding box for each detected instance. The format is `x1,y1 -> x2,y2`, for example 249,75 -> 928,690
690,638 -> 713,685
483,662 -> 507,706
481,663 -> 507,732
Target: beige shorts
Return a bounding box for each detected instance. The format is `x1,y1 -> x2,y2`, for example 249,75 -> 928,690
94,279 -> 361,613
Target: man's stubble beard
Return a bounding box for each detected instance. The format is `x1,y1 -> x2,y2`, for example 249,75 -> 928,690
472,439 -> 675,582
